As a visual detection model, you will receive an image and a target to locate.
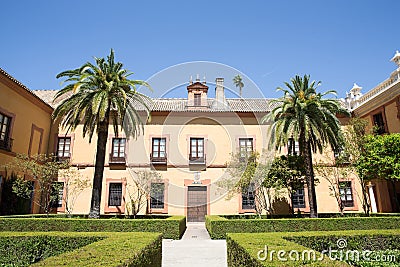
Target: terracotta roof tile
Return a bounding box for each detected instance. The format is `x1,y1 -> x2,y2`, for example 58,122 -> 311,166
32,89 -> 275,113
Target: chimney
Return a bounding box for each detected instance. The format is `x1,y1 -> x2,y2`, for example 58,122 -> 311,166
213,78 -> 228,110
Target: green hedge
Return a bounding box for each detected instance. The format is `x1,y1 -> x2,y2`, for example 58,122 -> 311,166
0,215 -> 186,239
0,232 -> 162,267
0,235 -> 103,266
286,234 -> 400,267
220,213 -> 400,219
206,215 -> 400,239
227,229 -> 400,267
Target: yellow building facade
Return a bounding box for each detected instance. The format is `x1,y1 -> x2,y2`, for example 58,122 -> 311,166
0,68 -> 54,213
1,51 -> 399,219
345,51 -> 400,213
33,77 -> 365,220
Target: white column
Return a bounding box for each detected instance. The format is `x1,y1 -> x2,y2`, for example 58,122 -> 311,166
368,184 -> 378,213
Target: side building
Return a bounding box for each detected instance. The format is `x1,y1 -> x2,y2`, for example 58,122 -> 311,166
345,51 -> 400,213
0,68 -> 54,214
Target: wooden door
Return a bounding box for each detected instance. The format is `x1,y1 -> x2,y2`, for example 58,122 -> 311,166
187,186 -> 207,222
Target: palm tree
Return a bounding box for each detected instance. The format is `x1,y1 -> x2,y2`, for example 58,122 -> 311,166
233,74 -> 244,97
263,75 -> 349,218
53,49 -> 151,218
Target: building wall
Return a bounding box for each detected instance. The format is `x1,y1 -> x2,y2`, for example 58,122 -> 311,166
354,67 -> 400,213
56,112 -> 363,216
0,72 -> 53,213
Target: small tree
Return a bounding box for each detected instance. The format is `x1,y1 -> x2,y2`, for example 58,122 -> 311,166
266,155 -> 305,215
58,168 -> 91,216
4,154 -> 70,214
356,133 -> 400,212
218,151 -> 274,216
315,151 -> 353,215
125,169 -> 162,218
342,118 -> 372,215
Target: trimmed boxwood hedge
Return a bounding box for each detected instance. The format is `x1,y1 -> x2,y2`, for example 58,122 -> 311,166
227,229 -> 400,267
206,215 -> 400,239
0,215 -> 186,239
0,235 -> 103,266
0,231 -> 162,267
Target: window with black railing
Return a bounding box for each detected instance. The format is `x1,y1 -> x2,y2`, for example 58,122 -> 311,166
50,182 -> 64,208
0,112 -> 12,151
288,138 -> 300,155
150,183 -> 165,209
339,181 -> 354,207
292,188 -> 306,208
242,183 -> 255,210
108,183 -> 122,206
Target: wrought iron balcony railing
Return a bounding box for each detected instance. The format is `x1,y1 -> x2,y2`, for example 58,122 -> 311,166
189,154 -> 206,165
150,153 -> 167,164
109,153 -> 126,164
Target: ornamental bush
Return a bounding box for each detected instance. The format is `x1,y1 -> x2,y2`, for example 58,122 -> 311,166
0,215 -> 186,239
227,230 -> 400,267
0,232 -> 162,267
206,215 -> 400,239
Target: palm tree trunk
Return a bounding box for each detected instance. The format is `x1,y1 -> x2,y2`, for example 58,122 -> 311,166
88,115 -> 110,218
304,140 -> 318,218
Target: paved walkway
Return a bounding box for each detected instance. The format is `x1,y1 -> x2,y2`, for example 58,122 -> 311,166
162,222 -> 227,267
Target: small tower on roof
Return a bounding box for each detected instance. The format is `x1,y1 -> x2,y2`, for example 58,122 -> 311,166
390,50 -> 400,68
350,83 -> 362,98
186,74 -> 209,110
345,83 -> 363,110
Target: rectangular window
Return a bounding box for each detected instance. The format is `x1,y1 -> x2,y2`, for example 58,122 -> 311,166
239,138 -> 253,158
112,138 -> 126,158
242,183 -> 255,210
150,183 -> 165,209
292,188 -> 306,208
373,113 -> 386,134
288,138 -> 300,155
152,138 -> 166,158
51,182 -> 64,208
194,93 -> 201,106
108,183 -> 122,206
57,137 -> 71,159
0,112 -> 11,150
190,138 -> 204,160
339,181 -> 354,207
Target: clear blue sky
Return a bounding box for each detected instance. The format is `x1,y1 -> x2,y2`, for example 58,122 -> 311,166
1,1 -> 399,99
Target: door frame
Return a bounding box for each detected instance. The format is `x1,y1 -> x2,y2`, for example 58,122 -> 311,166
184,179 -> 211,221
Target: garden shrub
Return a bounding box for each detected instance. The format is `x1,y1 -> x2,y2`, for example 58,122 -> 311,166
286,235 -> 400,251
0,235 -> 102,266
286,234 -> 400,267
226,229 -> 400,267
0,232 -> 162,267
206,215 -> 400,239
0,215 -> 186,239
